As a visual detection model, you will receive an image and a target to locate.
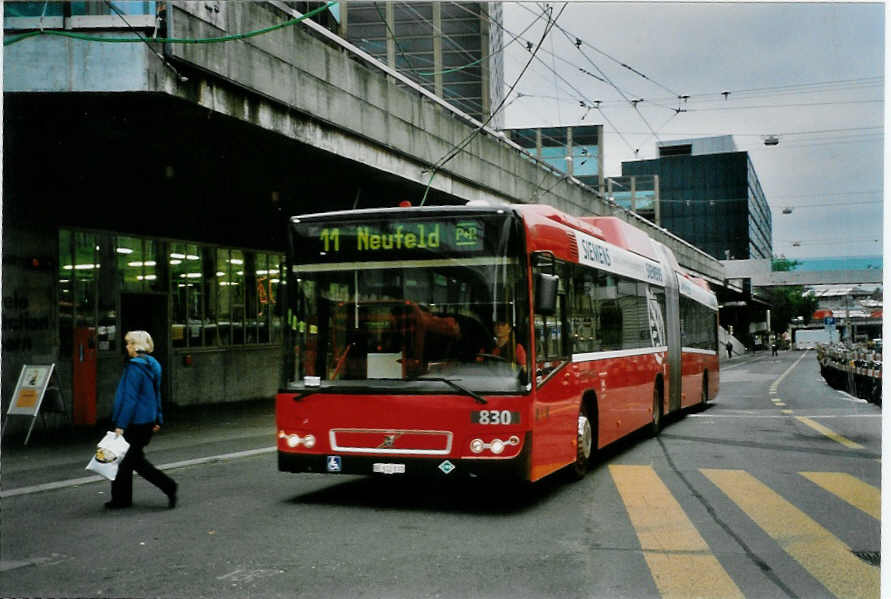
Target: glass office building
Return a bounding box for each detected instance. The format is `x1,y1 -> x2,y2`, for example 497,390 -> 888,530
604,175 -> 660,225
622,146 -> 772,261
502,125 -> 604,191
339,2 -> 504,127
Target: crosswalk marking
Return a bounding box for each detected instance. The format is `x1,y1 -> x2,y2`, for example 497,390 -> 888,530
702,469 -> 879,599
610,465 -> 743,599
795,416 -> 864,449
800,472 -> 881,520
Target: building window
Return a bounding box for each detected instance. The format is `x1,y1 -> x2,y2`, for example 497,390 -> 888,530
73,231 -> 98,338
58,230 -> 74,357
659,144 -> 692,157
60,229 -> 283,353
170,242 -> 203,347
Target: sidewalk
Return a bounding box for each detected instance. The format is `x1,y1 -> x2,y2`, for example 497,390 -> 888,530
1,399 -> 277,495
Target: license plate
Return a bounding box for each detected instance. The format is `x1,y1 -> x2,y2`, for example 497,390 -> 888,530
373,463 -> 406,475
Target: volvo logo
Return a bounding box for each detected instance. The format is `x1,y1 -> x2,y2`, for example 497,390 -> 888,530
378,432 -> 402,449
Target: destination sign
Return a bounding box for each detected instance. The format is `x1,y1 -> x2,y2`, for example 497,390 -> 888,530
308,219 -> 484,255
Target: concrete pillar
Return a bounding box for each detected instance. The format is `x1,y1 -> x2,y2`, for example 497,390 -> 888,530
479,2 -> 491,120
432,2 -> 443,98
385,2 -> 396,71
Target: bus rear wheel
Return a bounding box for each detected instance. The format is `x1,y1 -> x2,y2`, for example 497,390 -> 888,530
569,404 -> 594,480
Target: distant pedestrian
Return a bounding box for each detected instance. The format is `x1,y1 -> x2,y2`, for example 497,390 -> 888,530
771,342 -> 778,356
726,341 -> 733,359
106,330 -> 177,510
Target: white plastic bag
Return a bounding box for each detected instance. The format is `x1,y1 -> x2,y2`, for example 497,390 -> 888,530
85,431 -> 130,481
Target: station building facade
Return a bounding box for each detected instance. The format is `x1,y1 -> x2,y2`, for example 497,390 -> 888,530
2,1 -> 487,432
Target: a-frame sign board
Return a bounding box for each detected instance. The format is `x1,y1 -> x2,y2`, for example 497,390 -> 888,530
5,364 -> 57,445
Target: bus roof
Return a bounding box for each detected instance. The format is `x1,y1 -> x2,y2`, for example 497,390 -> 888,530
513,205 -> 661,263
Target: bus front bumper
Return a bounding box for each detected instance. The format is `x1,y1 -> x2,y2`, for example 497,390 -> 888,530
278,433 -> 531,480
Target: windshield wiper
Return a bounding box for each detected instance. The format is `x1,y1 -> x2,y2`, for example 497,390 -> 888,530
414,376 -> 488,404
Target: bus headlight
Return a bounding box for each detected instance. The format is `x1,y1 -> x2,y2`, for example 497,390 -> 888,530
468,435 -> 520,455
279,430 -> 316,449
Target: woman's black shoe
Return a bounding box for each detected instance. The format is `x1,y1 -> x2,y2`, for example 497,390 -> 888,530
104,501 -> 131,510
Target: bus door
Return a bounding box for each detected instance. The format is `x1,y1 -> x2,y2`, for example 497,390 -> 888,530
531,261 -> 577,477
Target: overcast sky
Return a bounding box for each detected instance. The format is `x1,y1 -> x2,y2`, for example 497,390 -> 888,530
501,2 -> 884,261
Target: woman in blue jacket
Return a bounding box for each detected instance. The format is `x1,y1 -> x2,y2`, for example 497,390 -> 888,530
106,330 -> 178,510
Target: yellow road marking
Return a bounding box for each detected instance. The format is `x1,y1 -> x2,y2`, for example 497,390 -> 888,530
702,469 -> 879,599
775,402 -> 786,407
800,472 -> 880,520
795,416 -> 864,449
781,410 -> 794,415
610,465 -> 743,599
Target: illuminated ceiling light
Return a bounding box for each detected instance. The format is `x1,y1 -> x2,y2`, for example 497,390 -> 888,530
216,271 -> 226,277
116,247 -> 134,254
186,254 -> 200,261
170,253 -> 186,259
229,258 -> 244,265
169,259 -> 182,265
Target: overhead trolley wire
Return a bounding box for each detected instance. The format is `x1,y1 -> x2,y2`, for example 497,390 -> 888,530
420,3 -> 568,205
516,2 -> 680,101
555,24 -> 663,145
402,1 -> 546,78
519,2 -> 683,100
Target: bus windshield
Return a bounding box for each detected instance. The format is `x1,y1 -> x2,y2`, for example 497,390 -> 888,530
285,210 -> 530,394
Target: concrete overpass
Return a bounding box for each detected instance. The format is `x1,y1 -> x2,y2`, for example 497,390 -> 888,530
5,1 -> 722,283
723,260 -> 883,287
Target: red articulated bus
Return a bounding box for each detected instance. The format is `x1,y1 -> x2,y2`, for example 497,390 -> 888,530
276,203 -> 719,482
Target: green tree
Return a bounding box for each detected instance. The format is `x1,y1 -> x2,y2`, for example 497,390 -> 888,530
767,286 -> 818,333
768,256 -> 817,333
772,256 -> 802,272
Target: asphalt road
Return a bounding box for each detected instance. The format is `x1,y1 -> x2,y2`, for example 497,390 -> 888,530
1,350 -> 881,598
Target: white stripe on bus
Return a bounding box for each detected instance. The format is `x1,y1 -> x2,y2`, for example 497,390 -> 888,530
572,346 -> 668,362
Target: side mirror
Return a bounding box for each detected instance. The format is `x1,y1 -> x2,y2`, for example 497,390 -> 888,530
534,272 -> 559,316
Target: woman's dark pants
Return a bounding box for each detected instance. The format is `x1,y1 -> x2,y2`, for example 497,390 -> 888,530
110,423 -> 176,506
